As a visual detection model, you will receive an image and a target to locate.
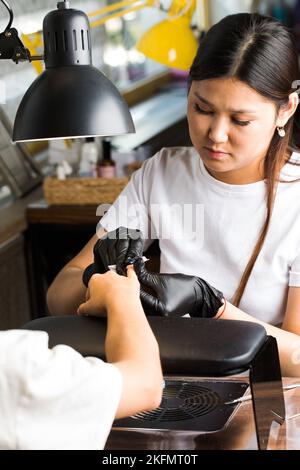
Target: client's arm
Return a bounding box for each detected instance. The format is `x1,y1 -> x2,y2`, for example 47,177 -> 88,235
77,265 -> 163,418
47,233 -> 101,316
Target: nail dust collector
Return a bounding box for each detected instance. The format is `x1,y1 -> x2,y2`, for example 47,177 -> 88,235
23,315 -> 285,450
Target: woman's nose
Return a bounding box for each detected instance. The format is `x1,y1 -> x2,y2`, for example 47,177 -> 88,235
208,118 -> 229,143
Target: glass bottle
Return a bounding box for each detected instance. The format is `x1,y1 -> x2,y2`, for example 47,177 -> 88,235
97,139 -> 116,178
78,137 -> 98,177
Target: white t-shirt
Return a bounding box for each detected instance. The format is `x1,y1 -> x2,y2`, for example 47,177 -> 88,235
0,329 -> 122,450
100,146 -> 300,326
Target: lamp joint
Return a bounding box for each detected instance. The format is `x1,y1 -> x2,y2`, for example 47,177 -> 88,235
57,1 -> 70,9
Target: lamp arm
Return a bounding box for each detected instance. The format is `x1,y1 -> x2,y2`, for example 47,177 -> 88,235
0,0 -> 43,63
89,0 -> 157,18
0,0 -> 13,32
0,28 -> 31,63
168,0 -> 195,21
89,0 -> 158,28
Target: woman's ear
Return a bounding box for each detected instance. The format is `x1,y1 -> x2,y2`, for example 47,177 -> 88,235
276,92 -> 299,127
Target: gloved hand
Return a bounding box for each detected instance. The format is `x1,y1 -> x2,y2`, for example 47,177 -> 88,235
134,258 -> 224,318
82,227 -> 144,287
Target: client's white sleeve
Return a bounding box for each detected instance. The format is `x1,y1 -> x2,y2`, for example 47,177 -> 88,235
0,330 -> 122,450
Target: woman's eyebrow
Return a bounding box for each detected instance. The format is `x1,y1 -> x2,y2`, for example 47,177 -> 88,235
193,91 -> 258,114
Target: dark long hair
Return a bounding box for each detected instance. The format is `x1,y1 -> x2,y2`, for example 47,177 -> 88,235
188,13 -> 300,307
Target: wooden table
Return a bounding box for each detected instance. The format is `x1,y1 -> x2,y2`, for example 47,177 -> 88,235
105,377 -> 300,451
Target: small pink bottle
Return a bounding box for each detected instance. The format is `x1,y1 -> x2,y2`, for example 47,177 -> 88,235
97,139 -> 116,178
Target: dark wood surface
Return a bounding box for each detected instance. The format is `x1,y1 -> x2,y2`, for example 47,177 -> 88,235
0,235 -> 31,329
105,377 -> 300,451
0,186 -> 43,245
0,188 -> 43,329
26,199 -> 99,225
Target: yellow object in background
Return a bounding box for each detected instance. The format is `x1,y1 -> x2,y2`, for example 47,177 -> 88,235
21,32 -> 44,74
136,0 -> 198,71
21,0 -> 199,75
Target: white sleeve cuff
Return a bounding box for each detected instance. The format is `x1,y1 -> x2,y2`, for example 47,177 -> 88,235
289,270 -> 300,287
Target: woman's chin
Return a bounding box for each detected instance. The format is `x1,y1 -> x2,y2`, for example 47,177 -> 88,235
201,155 -> 234,173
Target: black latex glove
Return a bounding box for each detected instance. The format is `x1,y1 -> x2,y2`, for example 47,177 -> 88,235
134,258 -> 224,318
82,227 -> 144,287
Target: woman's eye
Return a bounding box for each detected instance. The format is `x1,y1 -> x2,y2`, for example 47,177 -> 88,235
233,118 -> 250,127
193,104 -> 212,115
193,104 -> 251,127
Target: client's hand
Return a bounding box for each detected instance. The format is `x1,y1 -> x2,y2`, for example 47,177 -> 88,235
134,258 -> 224,318
78,265 -> 140,316
82,227 -> 144,287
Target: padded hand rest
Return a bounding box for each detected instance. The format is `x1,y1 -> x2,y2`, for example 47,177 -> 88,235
22,316 -> 266,376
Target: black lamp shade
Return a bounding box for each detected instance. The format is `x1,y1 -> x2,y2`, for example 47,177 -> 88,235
13,65 -> 135,141
12,3 -> 135,142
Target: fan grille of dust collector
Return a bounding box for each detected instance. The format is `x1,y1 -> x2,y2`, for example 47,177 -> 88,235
114,380 -> 248,432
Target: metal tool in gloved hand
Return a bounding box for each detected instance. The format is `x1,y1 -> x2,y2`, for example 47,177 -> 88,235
134,257 -> 224,318
82,226 -> 144,287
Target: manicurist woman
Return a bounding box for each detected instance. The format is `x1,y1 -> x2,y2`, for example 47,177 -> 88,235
48,14 -> 300,377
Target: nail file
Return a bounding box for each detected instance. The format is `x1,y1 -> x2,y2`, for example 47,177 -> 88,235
108,256 -> 149,273
225,383 -> 300,405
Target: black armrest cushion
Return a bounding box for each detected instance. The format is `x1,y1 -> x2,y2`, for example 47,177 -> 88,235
22,316 -> 267,376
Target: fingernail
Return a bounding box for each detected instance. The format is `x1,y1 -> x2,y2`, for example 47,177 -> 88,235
126,258 -> 135,265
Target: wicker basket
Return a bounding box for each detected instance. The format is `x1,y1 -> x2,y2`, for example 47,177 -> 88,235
43,176 -> 129,205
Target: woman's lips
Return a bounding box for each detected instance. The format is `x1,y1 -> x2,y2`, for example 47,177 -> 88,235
204,147 -> 230,160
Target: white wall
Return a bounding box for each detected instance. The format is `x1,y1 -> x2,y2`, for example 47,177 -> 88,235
209,0 -> 254,25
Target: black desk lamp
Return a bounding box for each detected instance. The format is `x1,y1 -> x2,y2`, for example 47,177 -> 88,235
0,0 -> 135,142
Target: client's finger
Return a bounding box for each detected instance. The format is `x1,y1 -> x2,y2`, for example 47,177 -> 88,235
126,264 -> 137,279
